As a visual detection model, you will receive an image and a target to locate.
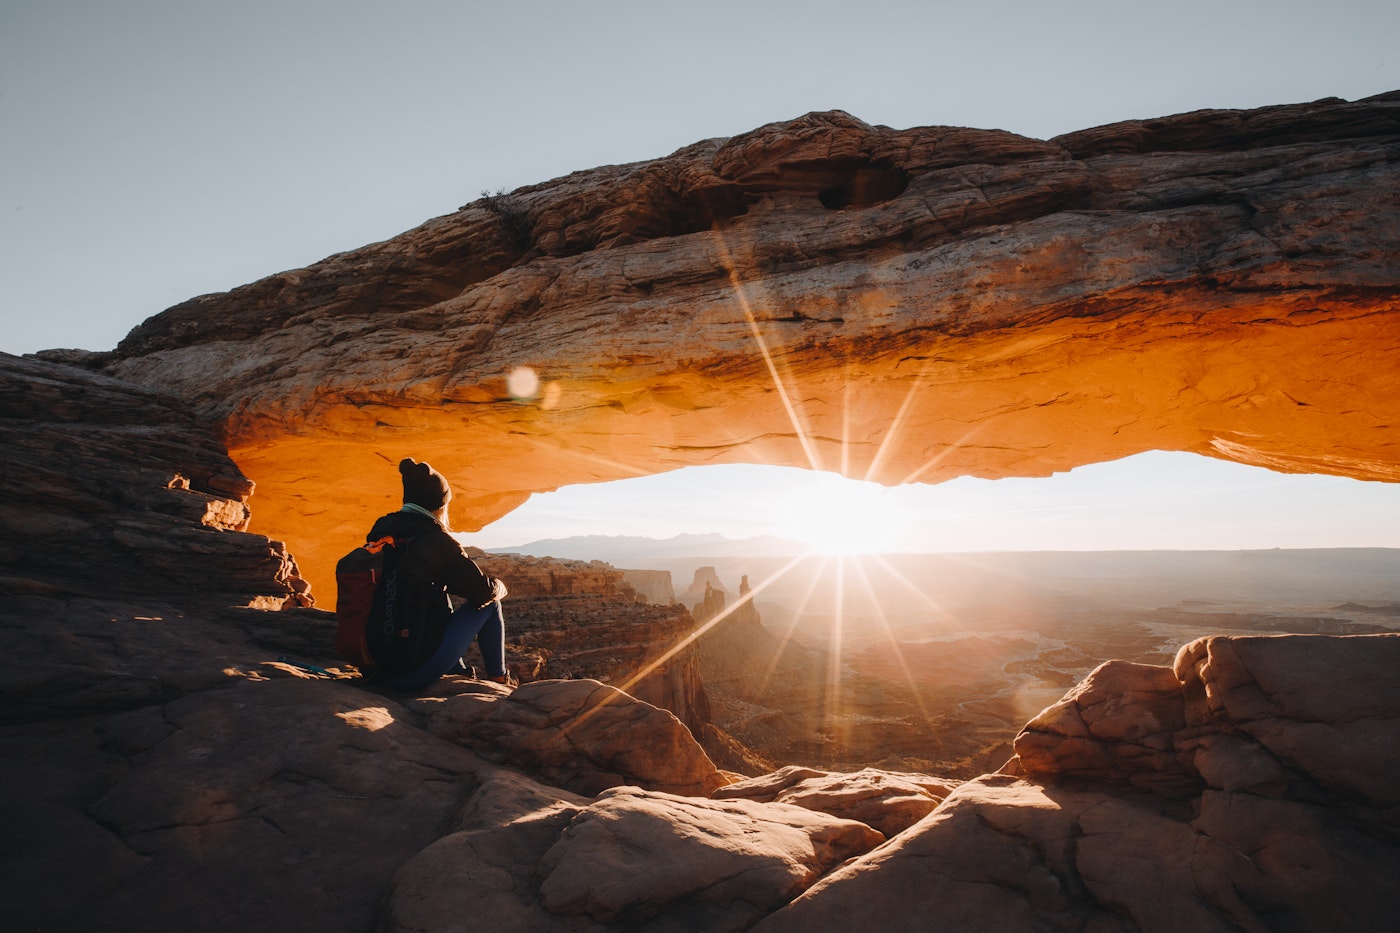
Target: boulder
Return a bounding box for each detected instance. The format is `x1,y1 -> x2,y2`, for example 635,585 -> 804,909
535,786 -> 884,930
1011,659 -> 1196,794
712,764 -> 958,836
1175,632 -> 1400,807
384,782 -> 882,933
1010,632 -> 1400,811
381,771 -> 595,933
409,678 -> 728,797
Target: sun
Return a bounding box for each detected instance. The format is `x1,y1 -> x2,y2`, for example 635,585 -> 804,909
776,472 -> 904,556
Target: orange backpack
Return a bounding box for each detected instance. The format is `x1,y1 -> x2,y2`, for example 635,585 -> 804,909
333,536 -> 405,675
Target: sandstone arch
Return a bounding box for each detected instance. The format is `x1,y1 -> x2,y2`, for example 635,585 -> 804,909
97,95 -> 1400,598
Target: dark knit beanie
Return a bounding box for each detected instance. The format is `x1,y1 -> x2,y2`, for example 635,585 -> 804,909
399,458 -> 450,511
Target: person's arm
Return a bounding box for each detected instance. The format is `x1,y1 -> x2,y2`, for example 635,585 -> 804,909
433,533 -> 505,607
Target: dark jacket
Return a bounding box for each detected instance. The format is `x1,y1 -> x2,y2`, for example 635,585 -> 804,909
363,509 -> 505,680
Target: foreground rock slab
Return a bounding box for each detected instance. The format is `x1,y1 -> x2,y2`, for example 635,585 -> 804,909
758,633 -> 1400,932
712,763 -> 958,837
4,678 -> 491,933
758,772 -> 1400,933
7,605 -> 1399,932
537,787 -> 884,930
380,771 -> 595,933
386,784 -> 883,933
409,678 -> 728,797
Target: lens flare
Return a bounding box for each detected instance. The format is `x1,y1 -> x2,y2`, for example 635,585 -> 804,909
507,366 -> 541,400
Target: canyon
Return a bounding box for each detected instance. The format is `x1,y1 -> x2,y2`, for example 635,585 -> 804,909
682,554 -> 1400,779
5,92 -> 1400,930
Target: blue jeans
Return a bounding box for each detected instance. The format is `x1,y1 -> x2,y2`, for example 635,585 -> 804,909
381,600 -> 506,692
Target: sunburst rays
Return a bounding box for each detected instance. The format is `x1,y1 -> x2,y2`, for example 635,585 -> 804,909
756,553 -> 829,693
568,226 -> 969,759
559,548 -> 816,738
713,234 -> 824,473
558,224 -> 1039,763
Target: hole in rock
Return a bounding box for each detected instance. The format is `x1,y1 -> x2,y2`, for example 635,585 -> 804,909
474,452 -> 1400,557
670,185 -> 751,234
473,453 -> 1400,776
617,185 -> 752,243
816,161 -> 909,210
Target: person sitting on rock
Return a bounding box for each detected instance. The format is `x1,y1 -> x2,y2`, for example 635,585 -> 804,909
363,458 -> 513,691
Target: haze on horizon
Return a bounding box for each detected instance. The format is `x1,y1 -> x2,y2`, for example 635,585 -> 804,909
470,452 -> 1400,556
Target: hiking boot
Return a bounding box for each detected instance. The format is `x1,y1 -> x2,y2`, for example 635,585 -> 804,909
489,673 -> 518,688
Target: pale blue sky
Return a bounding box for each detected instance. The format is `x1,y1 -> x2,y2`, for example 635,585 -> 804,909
3,0 -> 1397,549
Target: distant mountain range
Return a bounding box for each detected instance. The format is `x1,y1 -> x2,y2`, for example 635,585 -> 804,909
488,532 -> 809,563
488,536 -> 1400,599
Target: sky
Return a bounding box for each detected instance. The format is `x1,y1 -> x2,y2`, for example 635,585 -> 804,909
469,453 -> 1400,553
3,0 -> 1397,551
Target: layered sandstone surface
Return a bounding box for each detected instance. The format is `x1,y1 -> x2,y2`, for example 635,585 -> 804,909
0,352 -> 311,609
81,93 -> 1400,595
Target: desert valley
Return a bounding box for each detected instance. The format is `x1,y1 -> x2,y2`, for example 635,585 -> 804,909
499,540 -> 1400,776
